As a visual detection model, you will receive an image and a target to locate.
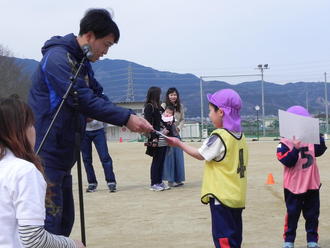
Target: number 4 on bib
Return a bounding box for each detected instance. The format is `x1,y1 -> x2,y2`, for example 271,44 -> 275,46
237,148 -> 246,178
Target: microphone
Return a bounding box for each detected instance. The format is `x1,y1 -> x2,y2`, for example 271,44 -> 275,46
81,44 -> 93,59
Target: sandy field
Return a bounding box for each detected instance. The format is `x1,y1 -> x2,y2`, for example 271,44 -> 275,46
69,140 -> 330,248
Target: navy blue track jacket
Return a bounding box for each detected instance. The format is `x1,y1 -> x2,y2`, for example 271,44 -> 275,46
29,33 -> 132,171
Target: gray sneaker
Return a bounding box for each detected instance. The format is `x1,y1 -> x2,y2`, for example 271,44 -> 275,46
107,182 -> 117,193
86,183 -> 97,193
307,242 -> 321,248
173,182 -> 184,187
150,184 -> 164,191
283,242 -> 294,248
159,182 -> 171,190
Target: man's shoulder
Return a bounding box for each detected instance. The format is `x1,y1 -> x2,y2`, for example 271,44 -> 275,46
41,47 -> 79,73
41,47 -> 69,66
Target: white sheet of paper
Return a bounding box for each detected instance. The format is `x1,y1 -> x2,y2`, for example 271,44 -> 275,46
278,109 -> 320,144
154,130 -> 169,139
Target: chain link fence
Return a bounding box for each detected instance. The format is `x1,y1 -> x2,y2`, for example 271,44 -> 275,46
202,118 -> 329,140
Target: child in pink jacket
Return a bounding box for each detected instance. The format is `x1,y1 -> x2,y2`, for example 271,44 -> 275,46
276,106 -> 327,248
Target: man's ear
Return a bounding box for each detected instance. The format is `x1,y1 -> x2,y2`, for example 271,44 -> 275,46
85,31 -> 95,42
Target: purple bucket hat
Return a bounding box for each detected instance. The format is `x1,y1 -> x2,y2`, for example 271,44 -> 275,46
286,105 -> 311,117
207,89 -> 242,132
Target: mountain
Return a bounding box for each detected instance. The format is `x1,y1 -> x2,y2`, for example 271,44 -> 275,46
14,57 -> 329,118
16,58 -> 39,75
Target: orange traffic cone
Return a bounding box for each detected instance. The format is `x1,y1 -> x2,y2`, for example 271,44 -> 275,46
119,137 -> 123,143
266,173 -> 275,185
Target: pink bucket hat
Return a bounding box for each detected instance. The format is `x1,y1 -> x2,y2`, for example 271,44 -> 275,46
286,105 -> 311,117
207,89 -> 242,132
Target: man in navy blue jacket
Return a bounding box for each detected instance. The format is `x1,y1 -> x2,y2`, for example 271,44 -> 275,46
29,8 -> 152,236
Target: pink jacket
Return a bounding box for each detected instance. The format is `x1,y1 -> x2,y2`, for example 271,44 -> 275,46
281,138 -> 320,194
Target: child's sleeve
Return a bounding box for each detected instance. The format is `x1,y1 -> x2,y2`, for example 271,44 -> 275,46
314,134 -> 327,157
198,135 -> 225,162
276,142 -> 299,167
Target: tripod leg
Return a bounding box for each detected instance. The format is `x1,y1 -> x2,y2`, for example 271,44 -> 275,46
76,133 -> 86,245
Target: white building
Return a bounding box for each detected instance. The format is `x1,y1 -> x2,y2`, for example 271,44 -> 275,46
106,101 -> 144,142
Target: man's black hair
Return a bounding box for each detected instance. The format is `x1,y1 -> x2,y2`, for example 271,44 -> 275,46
79,8 -> 120,42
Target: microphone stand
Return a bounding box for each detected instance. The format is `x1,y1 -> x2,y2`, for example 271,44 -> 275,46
36,54 -> 87,245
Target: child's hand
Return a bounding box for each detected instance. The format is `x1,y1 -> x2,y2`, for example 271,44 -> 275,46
292,136 -> 301,149
166,137 -> 181,147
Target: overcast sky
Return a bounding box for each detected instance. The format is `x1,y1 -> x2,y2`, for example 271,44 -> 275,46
2,0 -> 330,84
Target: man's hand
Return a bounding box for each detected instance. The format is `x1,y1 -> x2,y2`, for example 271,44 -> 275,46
126,114 -> 153,133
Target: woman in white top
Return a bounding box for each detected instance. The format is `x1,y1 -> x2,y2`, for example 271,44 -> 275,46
161,88 -> 185,187
0,96 -> 85,248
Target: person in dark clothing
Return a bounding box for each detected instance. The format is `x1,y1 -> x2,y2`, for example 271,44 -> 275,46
29,8 -> 152,236
144,87 -> 169,191
81,119 -> 117,193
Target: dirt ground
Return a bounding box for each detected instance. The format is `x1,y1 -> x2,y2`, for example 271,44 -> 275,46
69,140 -> 330,248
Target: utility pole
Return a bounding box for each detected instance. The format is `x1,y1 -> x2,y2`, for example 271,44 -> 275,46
199,77 -> 204,138
199,73 -> 260,140
126,63 -> 134,102
256,64 -> 269,137
255,105 -> 260,140
325,72 -> 329,134
305,82 -> 309,111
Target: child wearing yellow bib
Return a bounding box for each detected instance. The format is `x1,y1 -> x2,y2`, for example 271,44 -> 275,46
166,89 -> 248,248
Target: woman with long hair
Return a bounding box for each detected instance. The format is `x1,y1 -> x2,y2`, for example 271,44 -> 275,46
0,96 -> 84,248
161,87 -> 185,187
144,87 -> 169,191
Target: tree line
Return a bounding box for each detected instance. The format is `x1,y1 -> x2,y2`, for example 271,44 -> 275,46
0,45 -> 31,100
